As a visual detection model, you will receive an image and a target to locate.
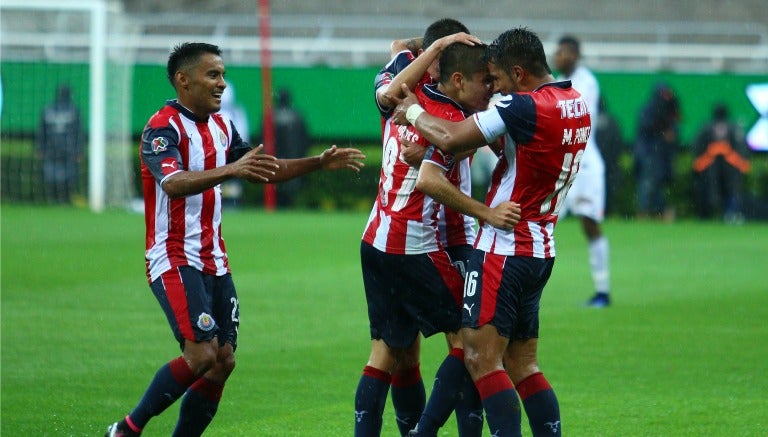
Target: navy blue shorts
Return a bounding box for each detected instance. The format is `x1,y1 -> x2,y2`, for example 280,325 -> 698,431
445,244 -> 475,279
461,251 -> 554,340
360,241 -> 464,349
151,266 -> 240,350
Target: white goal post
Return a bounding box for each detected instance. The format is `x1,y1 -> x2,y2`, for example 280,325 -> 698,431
2,0 -> 109,212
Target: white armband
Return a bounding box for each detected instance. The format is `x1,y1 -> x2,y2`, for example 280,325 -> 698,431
405,104 -> 426,125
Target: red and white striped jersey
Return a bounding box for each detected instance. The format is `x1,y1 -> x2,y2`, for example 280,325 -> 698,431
417,84 -> 476,248
472,81 -> 591,258
362,118 -> 440,254
141,100 -> 250,282
365,54 -> 475,254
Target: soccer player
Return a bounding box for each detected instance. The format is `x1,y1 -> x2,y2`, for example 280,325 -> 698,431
400,42 -> 507,437
390,27 -> 592,437
554,35 -> 612,308
356,20 -> 520,437
105,42 -> 364,437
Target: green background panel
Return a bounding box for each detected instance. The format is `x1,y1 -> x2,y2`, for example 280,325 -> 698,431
2,61 -> 765,146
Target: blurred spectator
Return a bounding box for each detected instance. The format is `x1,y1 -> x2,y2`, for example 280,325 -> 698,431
272,88 -> 309,207
692,102 -> 750,223
36,84 -> 84,203
595,96 -> 625,215
218,81 -> 250,206
634,82 -> 680,220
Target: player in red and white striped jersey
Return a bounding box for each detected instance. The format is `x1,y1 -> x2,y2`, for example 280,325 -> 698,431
355,22 -> 521,436
391,27 -> 591,437
106,42 -> 364,437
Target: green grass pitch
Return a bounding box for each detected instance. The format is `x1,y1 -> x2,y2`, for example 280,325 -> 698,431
2,205 -> 767,436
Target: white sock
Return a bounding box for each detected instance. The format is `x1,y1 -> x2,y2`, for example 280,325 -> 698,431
588,236 -> 610,294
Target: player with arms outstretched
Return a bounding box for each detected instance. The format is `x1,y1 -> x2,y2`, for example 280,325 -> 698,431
105,42 -> 364,437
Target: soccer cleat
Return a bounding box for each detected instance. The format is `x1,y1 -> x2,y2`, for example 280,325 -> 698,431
105,421 -> 139,437
585,292 -> 610,308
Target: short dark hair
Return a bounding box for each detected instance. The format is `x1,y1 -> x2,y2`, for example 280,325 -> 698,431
423,18 -> 470,49
558,35 -> 581,56
438,43 -> 488,84
487,27 -> 552,77
166,42 -> 222,87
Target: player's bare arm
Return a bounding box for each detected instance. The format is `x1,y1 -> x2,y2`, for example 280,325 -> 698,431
390,36 -> 423,57
377,32 -> 482,109
416,161 -> 520,230
266,145 -> 366,182
390,84 -> 488,153
400,137 -> 475,169
162,145 -> 278,198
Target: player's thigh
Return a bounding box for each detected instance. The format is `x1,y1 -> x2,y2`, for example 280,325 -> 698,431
462,253 -> 554,340
390,250 -> 463,339
360,242 -> 420,349
209,273 -> 240,351
151,266 -> 217,346
502,257 -> 555,342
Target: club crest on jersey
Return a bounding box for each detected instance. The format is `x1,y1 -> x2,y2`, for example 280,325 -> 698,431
151,137 -> 169,154
197,313 -> 216,331
219,131 -> 227,147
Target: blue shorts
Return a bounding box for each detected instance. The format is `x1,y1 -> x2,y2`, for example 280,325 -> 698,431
445,244 -> 475,279
151,266 -> 240,350
461,251 -> 554,340
360,241 -> 464,349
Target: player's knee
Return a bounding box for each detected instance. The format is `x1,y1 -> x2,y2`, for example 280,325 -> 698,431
220,352 -> 236,376
184,341 -> 219,376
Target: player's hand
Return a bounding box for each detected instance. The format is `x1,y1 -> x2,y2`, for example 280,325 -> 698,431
235,144 -> 279,183
485,201 -> 521,230
432,32 -> 483,51
319,145 -> 366,172
399,136 -> 426,167
388,84 -> 420,126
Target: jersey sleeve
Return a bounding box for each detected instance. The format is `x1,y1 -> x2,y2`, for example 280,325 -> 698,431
141,125 -> 183,185
474,94 -> 537,145
226,121 -> 253,163
374,50 -> 415,117
422,145 -> 454,172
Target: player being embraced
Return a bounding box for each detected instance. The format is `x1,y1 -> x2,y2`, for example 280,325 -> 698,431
389,27 -> 591,437
400,41 -> 521,437
105,42 -> 364,437
355,19 -> 519,437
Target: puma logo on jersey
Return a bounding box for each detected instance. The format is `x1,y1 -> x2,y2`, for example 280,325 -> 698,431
161,162 -> 176,169
463,303 -> 475,317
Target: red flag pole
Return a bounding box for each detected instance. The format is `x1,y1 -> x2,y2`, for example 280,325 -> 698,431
258,0 -> 276,210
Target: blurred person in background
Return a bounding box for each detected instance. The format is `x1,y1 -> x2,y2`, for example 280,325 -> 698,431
36,83 -> 84,204
692,102 -> 750,223
554,35 -> 612,308
272,88 -> 309,207
105,42 -> 364,437
634,82 -> 681,221
594,96 -> 626,216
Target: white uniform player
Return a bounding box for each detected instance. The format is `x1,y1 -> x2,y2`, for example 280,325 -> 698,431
554,35 -> 611,308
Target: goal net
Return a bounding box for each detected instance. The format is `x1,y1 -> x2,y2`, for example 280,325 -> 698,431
0,0 -> 135,211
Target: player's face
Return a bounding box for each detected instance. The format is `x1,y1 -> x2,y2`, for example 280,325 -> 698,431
487,61 -> 517,95
180,53 -> 227,118
554,44 -> 576,75
458,70 -> 495,113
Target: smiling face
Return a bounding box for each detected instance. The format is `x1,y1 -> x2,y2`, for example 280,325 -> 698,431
176,52 -> 226,119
